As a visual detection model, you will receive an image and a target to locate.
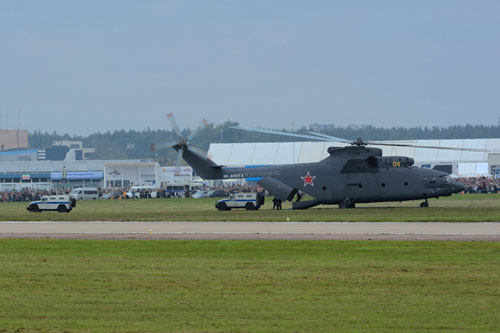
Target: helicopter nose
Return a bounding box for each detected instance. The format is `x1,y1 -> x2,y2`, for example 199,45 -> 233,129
451,180 -> 465,193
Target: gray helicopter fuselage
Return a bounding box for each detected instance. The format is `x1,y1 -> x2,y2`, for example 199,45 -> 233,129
181,145 -> 464,207
162,114 -> 465,209
234,161 -> 457,204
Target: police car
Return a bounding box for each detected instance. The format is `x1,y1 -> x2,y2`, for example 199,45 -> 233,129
215,192 -> 265,211
27,195 -> 75,213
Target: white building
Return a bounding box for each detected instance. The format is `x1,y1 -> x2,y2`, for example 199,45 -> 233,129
103,161 -> 159,188
158,166 -> 193,186
0,160 -> 159,191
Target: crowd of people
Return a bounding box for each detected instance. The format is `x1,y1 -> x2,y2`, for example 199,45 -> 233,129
201,183 -> 260,195
1,177 -> 499,202
456,177 -> 500,194
0,189 -> 62,203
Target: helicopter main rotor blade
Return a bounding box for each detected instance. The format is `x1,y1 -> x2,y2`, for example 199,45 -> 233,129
306,132 -> 353,144
187,118 -> 209,141
231,125 -> 488,152
151,141 -> 178,151
231,126 -> 331,142
189,145 -> 209,157
166,112 -> 182,137
366,141 -> 488,152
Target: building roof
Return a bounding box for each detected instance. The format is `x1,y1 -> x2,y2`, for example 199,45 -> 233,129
0,159 -> 157,173
208,139 -> 500,167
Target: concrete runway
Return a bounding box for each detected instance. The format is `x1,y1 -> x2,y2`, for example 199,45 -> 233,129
0,221 -> 499,240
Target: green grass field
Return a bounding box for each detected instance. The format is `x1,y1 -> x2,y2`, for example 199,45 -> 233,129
0,239 -> 498,332
1,194 -> 500,222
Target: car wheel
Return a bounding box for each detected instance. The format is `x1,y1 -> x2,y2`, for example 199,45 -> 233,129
217,202 -> 228,211
245,203 -> 256,211
29,204 -> 40,212
57,205 -> 68,213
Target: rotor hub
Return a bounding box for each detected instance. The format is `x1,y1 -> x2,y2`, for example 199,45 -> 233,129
352,138 -> 367,146
173,138 -> 188,151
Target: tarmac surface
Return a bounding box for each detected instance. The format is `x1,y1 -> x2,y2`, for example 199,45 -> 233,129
1,221 -> 500,240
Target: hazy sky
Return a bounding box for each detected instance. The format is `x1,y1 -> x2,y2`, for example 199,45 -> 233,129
1,1 -> 499,135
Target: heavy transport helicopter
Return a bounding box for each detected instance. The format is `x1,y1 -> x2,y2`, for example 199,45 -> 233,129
151,114 -> 483,210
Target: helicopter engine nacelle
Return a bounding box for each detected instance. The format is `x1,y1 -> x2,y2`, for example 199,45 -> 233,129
258,176 -> 298,202
380,156 -> 415,168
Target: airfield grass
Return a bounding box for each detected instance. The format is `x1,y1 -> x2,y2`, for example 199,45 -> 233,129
0,239 -> 498,332
1,193 -> 500,222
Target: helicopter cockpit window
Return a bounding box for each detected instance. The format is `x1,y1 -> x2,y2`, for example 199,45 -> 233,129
440,175 -> 450,184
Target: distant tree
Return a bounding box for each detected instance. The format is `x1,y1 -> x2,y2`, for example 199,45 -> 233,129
28,123 -> 500,164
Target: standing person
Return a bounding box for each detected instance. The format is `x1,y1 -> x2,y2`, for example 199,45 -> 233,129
272,197 -> 278,210
276,197 -> 282,210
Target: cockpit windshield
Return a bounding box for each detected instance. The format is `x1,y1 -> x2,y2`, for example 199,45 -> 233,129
440,175 -> 451,184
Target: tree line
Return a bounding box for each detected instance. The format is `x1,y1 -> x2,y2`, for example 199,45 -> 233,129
28,123 -> 500,163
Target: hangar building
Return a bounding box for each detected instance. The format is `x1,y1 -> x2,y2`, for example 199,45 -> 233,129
208,138 -> 500,177
0,160 -> 159,191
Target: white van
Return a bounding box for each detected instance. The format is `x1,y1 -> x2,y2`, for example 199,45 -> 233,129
69,187 -> 99,200
126,186 -> 155,199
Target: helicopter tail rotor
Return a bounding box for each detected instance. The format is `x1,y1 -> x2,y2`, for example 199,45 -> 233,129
150,141 -> 178,152
151,113 -> 210,165
188,118 -> 209,141
166,112 -> 182,138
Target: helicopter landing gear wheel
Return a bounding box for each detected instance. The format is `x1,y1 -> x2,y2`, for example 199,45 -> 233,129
420,200 -> 429,208
339,198 -> 356,209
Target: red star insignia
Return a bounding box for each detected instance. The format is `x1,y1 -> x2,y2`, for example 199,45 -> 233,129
301,171 -> 316,187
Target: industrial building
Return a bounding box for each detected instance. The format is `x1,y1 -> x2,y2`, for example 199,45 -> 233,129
0,133 -> 195,191
0,130 -> 28,151
0,160 -> 160,191
0,159 -> 197,191
0,139 -> 95,162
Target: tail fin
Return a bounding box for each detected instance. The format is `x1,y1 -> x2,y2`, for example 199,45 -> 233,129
181,147 -> 223,179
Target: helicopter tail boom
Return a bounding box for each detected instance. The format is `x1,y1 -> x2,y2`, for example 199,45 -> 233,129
181,147 -> 223,179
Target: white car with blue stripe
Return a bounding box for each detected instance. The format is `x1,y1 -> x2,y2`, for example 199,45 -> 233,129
215,192 -> 264,211
27,195 -> 75,213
